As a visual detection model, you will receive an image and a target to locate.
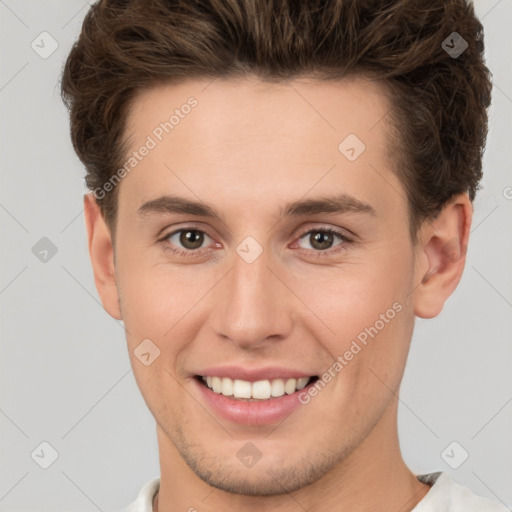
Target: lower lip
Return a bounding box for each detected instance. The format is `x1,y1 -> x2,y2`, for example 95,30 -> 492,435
193,377 -> 316,426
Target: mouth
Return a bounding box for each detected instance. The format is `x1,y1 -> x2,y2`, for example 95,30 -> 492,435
194,375 -> 320,401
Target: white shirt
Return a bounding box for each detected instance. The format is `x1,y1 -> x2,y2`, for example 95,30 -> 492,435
120,472 -> 510,511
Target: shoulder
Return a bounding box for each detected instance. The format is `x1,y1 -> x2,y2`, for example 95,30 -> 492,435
413,472 -> 510,512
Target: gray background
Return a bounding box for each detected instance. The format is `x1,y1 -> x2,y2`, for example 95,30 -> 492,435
1,0 -> 511,510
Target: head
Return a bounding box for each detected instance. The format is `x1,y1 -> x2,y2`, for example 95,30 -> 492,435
61,0 -> 491,498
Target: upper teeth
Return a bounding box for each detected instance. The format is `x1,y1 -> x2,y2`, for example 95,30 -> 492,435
202,376 -> 311,400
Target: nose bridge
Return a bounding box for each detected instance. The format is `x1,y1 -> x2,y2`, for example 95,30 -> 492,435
212,242 -> 292,347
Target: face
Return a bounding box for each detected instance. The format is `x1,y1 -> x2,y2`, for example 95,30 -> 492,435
100,76 -> 425,495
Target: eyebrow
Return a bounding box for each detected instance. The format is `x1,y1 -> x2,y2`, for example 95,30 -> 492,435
137,193 -> 376,220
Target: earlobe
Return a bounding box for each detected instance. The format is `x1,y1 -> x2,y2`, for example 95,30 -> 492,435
83,193 -> 122,320
413,194 -> 472,319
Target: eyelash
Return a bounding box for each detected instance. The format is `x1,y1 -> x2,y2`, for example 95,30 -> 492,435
158,226 -> 352,259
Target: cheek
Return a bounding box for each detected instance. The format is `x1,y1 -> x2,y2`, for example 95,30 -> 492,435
293,250 -> 415,371
115,260 -> 197,412
298,255 -> 411,332
116,253 -> 212,339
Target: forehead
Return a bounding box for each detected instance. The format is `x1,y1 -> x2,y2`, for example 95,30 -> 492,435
125,74 -> 392,152
119,75 -> 403,224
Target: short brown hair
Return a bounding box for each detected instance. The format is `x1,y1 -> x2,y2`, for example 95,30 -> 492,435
61,0 -> 492,241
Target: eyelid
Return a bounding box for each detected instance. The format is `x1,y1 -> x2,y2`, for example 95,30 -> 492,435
294,224 -> 353,241
294,224 -> 358,247
156,220 -> 213,239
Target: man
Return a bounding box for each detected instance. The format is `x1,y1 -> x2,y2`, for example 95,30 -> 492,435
61,0 -> 507,510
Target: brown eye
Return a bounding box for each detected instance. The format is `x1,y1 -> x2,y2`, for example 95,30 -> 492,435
297,229 -> 345,251
165,228 -> 212,251
310,231 -> 334,250
179,230 -> 204,249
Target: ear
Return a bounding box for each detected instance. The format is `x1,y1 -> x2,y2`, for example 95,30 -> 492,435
83,193 -> 122,320
413,193 -> 472,319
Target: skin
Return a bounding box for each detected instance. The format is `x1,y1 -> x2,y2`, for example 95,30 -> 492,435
84,75 -> 472,512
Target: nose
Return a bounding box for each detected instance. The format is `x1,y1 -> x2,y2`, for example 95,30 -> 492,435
210,244 -> 293,350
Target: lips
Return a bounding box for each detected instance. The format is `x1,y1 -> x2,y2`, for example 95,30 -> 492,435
193,373 -> 320,425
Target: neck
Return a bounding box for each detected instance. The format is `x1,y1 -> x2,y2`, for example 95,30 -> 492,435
154,400 -> 431,512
